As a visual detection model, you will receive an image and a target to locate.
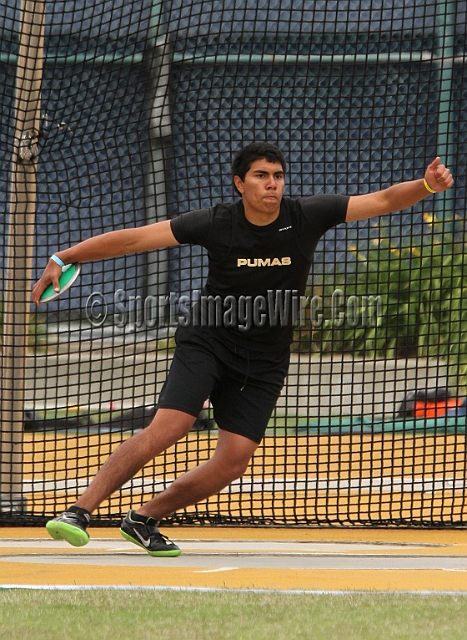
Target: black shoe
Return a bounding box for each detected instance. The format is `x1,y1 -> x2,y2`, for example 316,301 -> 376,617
46,508 -> 90,547
120,510 -> 181,557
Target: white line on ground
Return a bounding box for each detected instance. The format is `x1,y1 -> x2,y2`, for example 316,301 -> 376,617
21,475 -> 467,494
1,585 -> 467,596
192,567 -> 238,573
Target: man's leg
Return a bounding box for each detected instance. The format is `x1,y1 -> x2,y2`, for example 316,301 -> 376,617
75,408 -> 195,513
131,428 -> 258,520
119,428 -> 258,556
46,408 -> 195,546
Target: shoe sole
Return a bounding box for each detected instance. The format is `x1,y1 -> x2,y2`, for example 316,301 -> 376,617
46,520 -> 89,547
120,528 -> 181,557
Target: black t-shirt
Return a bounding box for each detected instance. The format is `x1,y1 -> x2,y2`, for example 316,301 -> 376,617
170,195 -> 349,351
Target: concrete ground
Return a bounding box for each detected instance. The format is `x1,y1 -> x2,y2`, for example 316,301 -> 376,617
1,527 -> 467,593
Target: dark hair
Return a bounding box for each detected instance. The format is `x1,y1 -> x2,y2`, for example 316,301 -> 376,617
232,142 -> 287,183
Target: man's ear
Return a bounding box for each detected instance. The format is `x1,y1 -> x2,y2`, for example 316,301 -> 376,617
233,175 -> 244,194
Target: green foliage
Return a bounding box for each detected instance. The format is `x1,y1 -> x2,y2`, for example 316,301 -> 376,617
297,214 -> 467,389
0,300 -> 47,351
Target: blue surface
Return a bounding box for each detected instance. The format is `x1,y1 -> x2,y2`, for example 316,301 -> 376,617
0,1 -> 466,309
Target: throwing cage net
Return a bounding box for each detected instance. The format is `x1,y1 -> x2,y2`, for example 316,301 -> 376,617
1,0 -> 467,527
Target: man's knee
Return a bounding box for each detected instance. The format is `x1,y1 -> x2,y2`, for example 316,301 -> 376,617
146,408 -> 196,441
214,452 -> 252,483
232,459 -> 250,480
213,430 -> 258,482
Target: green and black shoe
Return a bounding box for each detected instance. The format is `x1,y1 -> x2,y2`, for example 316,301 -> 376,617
120,510 -> 181,557
46,507 -> 91,547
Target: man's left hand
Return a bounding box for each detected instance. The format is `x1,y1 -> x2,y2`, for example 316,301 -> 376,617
424,157 -> 454,193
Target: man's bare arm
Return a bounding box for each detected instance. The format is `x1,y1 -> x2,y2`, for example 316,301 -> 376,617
32,219 -> 178,305
346,157 -> 454,222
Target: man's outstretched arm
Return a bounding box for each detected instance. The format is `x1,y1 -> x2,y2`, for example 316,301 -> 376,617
32,219 -> 179,305
346,157 -> 454,222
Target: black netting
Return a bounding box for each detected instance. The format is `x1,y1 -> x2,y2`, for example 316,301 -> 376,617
1,1 -> 467,527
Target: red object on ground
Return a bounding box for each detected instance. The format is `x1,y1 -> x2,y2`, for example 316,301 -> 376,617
413,398 -> 464,418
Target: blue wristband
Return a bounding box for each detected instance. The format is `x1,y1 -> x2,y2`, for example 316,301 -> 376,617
51,254 -> 66,268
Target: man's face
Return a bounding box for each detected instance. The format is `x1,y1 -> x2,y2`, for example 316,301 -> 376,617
234,159 -> 285,217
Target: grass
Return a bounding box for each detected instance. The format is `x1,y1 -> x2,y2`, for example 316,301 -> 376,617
1,589 -> 467,640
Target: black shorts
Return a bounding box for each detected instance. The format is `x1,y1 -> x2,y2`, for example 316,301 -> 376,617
157,324 -> 290,443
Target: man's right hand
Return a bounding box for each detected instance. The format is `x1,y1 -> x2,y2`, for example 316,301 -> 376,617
32,259 -> 62,305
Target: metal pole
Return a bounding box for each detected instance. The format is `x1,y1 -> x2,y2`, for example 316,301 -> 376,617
144,1 -> 172,322
0,0 -> 45,514
145,37 -> 172,300
433,1 -> 459,391
435,0 -> 456,217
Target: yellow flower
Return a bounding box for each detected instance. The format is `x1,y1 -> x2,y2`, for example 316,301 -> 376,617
348,244 -> 367,262
423,212 -> 438,225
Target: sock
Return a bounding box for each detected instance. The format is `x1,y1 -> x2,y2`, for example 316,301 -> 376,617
68,506 -> 91,521
130,510 -> 157,525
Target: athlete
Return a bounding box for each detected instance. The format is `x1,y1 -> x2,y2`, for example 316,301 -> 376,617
32,142 -> 453,556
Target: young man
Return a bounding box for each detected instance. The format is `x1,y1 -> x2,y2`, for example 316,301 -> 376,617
32,142 -> 453,556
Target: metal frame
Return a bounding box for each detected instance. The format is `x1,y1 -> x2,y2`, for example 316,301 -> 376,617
1,0 -> 45,514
